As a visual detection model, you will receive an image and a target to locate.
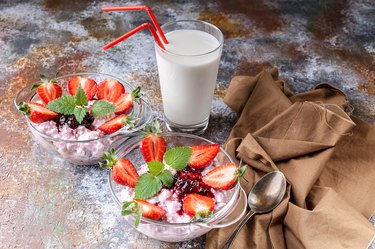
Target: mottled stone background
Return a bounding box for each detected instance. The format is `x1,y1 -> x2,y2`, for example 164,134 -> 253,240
0,0 -> 374,248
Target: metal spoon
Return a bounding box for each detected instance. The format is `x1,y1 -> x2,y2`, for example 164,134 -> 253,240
222,171 -> 287,249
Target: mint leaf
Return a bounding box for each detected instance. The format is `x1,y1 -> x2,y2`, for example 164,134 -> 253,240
148,161 -> 164,176
91,100 -> 116,117
75,86 -> 88,106
157,170 -> 174,188
73,106 -> 87,124
134,173 -> 162,200
164,146 -> 192,171
47,95 -> 76,115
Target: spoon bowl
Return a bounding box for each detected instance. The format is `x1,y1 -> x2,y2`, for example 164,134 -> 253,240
222,171 -> 286,249
248,171 -> 286,213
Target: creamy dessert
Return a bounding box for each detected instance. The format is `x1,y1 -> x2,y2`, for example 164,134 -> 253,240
18,75 -> 141,164
101,122 -> 246,226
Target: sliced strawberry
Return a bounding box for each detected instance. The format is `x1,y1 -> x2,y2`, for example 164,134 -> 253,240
202,163 -> 247,190
140,120 -> 166,162
182,193 -> 215,217
100,149 -> 139,187
32,75 -> 62,104
67,76 -> 97,100
134,199 -> 166,220
98,114 -> 134,134
114,87 -> 142,115
18,102 -> 58,123
97,79 -> 125,103
188,144 -> 220,169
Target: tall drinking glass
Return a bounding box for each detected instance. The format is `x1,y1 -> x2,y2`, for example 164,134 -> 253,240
155,20 -> 224,134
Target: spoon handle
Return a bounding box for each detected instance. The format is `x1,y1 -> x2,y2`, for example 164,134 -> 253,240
221,210 -> 255,249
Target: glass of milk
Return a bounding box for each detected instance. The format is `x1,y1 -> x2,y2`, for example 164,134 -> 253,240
155,20 -> 224,134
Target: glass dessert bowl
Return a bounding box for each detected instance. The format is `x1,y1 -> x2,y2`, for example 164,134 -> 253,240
14,72 -> 152,165
107,132 -> 247,242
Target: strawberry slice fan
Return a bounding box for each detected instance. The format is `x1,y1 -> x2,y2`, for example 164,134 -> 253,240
101,5 -> 168,50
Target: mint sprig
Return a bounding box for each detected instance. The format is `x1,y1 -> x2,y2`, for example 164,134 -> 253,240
46,95 -> 77,115
134,173 -> 162,200
46,86 -> 116,124
164,146 -> 192,171
134,160 -> 174,199
75,86 -> 88,106
157,170 -> 174,188
148,161 -> 164,176
91,100 -> 116,117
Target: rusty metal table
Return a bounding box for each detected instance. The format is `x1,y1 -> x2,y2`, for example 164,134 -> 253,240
1,0 -> 374,248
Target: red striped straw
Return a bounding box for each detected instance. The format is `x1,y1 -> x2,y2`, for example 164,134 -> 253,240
102,5 -> 168,44
103,22 -> 165,50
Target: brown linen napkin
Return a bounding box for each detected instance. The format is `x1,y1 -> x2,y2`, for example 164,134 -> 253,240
206,68 -> 375,249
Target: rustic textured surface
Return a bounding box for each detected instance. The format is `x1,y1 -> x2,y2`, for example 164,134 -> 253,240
0,0 -> 374,248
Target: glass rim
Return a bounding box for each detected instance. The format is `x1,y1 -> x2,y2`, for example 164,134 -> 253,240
155,19 -> 224,57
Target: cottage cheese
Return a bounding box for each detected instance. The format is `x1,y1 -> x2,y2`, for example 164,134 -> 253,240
34,118 -> 111,164
118,161 -> 231,223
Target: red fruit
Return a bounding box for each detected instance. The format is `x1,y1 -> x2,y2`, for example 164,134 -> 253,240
188,144 -> 220,169
97,79 -> 125,103
112,158 -> 139,187
100,149 -> 139,187
98,114 -> 133,134
32,75 -> 62,104
182,193 -> 215,217
202,163 -> 247,190
140,120 -> 166,162
134,199 -> 166,220
114,87 -> 142,115
18,102 -> 58,123
67,76 -> 97,100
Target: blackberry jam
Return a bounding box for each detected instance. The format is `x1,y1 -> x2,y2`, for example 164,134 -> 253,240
54,113 -> 95,130
171,166 -> 214,203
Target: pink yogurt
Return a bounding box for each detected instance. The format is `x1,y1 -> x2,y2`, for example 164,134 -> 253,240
118,160 -> 232,223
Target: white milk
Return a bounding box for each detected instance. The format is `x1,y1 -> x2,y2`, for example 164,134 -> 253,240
155,29 -> 222,126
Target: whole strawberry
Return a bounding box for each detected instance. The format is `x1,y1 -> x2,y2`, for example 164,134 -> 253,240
32,74 -> 62,104
140,120 -> 166,163
100,148 -> 139,187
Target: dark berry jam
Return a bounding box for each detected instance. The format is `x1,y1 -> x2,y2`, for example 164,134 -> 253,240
54,113 -> 95,130
171,166 -> 214,203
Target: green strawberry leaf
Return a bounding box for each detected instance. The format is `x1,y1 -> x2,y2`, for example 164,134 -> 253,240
135,209 -> 142,228
164,146 -> 192,171
134,173 -> 162,200
73,106 -> 87,124
147,161 -> 164,176
40,74 -> 49,84
75,86 -> 88,106
157,170 -> 174,188
90,100 -> 116,117
46,95 -> 76,115
31,84 -> 41,90
121,201 -> 137,216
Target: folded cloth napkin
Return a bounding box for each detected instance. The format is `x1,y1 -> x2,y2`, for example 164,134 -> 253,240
206,68 -> 375,249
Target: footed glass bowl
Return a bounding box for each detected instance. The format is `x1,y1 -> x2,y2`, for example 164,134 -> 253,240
14,72 -> 152,165
108,133 -> 247,242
